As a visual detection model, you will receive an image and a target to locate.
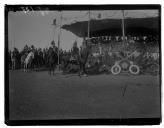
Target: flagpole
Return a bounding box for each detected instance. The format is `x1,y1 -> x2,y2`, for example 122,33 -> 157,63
88,10 -> 90,39
122,10 -> 125,43
52,19 -> 56,44
58,11 -> 62,68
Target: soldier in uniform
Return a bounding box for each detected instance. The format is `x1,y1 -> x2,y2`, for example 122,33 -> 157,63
70,41 -> 79,63
51,41 -> 58,54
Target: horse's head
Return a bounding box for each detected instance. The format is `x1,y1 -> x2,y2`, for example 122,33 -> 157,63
29,51 -> 34,59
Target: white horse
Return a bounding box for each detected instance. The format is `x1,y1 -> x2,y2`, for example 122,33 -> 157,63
24,51 -> 34,72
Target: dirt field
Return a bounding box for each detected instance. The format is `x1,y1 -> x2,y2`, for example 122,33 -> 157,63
8,70 -> 161,120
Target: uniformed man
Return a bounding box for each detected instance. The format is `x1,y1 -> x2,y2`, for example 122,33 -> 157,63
51,40 -> 58,54
71,41 -> 79,61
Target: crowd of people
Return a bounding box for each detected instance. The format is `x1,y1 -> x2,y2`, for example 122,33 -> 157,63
8,40 -> 84,74
90,35 -> 158,46
8,34 -> 160,75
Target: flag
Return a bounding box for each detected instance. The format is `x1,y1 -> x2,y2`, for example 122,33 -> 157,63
52,19 -> 56,26
98,13 -> 101,19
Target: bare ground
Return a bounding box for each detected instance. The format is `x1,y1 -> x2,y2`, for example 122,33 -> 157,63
9,70 -> 161,120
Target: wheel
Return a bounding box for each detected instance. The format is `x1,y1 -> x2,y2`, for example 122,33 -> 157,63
129,65 -> 140,75
111,64 -> 121,75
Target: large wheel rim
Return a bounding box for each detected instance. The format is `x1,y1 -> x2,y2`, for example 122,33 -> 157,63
129,65 -> 140,75
111,64 -> 121,75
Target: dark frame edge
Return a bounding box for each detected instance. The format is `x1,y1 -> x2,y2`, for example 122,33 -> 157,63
4,118 -> 162,126
4,4 -> 10,126
4,4 -> 162,126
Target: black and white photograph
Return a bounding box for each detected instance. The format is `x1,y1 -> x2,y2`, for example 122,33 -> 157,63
5,5 -> 161,125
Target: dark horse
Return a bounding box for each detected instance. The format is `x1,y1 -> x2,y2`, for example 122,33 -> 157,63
60,40 -> 92,76
47,47 -> 58,75
60,52 -> 72,73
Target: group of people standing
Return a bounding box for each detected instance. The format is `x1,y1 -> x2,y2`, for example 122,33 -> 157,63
8,41 -> 58,70
8,39 -> 92,76
8,35 -> 159,75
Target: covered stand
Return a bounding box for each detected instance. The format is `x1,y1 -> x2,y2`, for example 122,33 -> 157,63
62,10 -> 159,38
61,10 -> 159,75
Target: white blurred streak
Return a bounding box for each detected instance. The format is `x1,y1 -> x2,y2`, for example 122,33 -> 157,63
60,10 -> 159,26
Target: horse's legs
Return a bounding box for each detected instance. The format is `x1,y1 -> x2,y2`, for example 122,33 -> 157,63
13,60 -> 16,70
21,62 -> 23,71
22,62 -> 25,70
78,62 -> 82,76
83,64 -> 86,74
52,64 -> 54,76
25,61 -> 27,71
11,61 -> 13,70
53,67 -> 55,75
12,61 -> 14,70
31,60 -> 35,71
13,61 -> 15,70
53,65 -> 56,75
49,65 -> 51,75
24,62 -> 26,72
79,62 -> 87,77
31,61 -> 34,71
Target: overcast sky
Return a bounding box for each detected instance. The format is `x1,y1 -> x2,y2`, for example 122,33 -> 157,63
8,10 -> 158,51
8,11 -> 84,51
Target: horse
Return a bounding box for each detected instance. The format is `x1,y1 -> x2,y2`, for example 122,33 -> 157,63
11,51 -> 19,70
24,51 -> 34,72
47,47 -> 58,75
43,49 -> 49,68
8,51 -> 12,69
38,50 -> 44,68
32,50 -> 39,70
21,52 -> 28,69
60,52 -> 72,73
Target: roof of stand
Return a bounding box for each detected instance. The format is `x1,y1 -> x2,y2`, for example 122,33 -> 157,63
61,10 -> 159,37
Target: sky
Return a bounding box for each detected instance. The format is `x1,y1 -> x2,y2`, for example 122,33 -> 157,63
8,11 -> 84,51
8,10 -> 158,51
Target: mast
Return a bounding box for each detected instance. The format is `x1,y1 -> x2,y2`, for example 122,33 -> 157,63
58,11 -> 62,67
87,10 -> 91,39
122,10 -> 125,43
52,18 -> 57,45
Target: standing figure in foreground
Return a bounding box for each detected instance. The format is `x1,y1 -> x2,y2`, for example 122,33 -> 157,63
47,41 -> 58,75
78,38 -> 92,76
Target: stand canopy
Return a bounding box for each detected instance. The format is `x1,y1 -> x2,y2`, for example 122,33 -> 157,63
61,10 -> 159,37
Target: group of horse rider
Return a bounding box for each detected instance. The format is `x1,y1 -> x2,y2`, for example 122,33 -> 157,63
8,38 -> 91,74
8,42 -> 58,70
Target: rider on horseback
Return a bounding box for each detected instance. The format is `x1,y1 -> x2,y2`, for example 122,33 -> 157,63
23,45 -> 29,54
11,47 -> 19,69
51,40 -> 58,54
31,45 -> 35,52
47,41 -> 58,75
